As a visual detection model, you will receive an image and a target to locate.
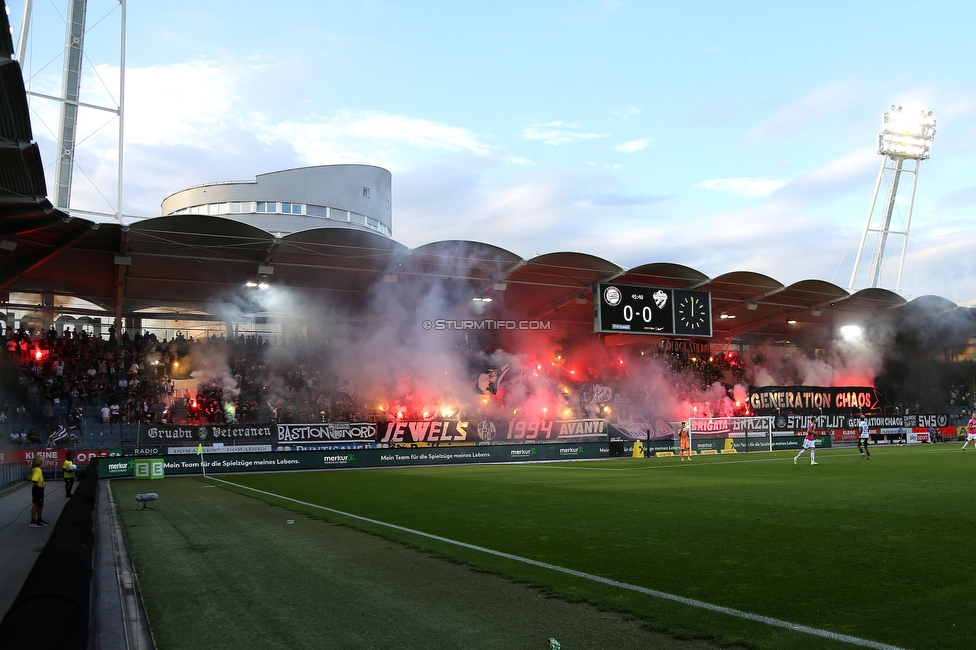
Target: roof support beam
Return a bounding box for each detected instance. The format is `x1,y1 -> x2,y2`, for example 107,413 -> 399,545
113,227 -> 130,344
0,224 -> 95,291
532,269 -> 619,320
0,213 -> 70,238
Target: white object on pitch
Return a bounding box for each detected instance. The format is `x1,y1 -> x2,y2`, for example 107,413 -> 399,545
69,464 -> 78,472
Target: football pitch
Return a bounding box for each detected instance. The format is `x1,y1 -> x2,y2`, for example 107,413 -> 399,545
113,445 -> 975,649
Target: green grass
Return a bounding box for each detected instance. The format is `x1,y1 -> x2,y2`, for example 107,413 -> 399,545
116,445 -> 976,649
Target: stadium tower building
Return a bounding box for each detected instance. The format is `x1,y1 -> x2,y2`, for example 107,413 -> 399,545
161,165 -> 393,239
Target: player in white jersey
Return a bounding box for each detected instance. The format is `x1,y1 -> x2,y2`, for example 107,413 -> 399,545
857,418 -> 872,459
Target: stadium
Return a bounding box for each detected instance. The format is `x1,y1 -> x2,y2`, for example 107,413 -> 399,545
2,4 -> 976,650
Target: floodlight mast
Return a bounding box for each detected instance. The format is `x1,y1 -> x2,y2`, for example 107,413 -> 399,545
848,106 -> 936,292
18,0 -> 127,224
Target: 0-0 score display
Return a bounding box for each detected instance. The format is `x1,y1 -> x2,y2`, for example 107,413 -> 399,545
594,283 -> 712,338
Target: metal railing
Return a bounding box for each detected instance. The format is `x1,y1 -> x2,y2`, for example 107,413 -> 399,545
0,461 -> 25,488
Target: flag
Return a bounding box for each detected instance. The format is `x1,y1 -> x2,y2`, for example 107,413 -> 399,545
476,364 -> 510,396
46,425 -> 69,448
197,443 -> 203,455
589,384 -> 613,405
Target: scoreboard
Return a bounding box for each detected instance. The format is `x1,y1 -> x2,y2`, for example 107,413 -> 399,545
594,283 -> 712,338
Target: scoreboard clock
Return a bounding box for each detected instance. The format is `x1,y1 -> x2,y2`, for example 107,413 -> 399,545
594,283 -> 712,338
673,289 -> 711,335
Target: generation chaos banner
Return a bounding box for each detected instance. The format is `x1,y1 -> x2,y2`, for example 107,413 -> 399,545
748,386 -> 884,415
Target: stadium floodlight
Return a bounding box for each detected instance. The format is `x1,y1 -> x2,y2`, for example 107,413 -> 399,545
849,105 -> 937,292
878,106 -> 937,160
840,325 -> 863,340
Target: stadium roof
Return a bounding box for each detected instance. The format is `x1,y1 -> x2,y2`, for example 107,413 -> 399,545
0,17 -> 964,344
0,206 -> 932,343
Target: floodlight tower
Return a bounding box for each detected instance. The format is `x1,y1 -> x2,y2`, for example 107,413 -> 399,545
848,106 -> 936,292
15,0 -> 127,222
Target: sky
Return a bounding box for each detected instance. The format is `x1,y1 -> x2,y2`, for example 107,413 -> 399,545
8,0 -> 976,301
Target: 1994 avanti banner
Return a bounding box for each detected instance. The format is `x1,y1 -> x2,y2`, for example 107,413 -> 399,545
138,419 -> 628,446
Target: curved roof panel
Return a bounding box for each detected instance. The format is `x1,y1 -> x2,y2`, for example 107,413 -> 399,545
402,240 -> 521,281
615,262 -> 709,288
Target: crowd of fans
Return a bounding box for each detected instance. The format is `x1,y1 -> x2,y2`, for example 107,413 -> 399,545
1,324 -> 379,448
3,321 -> 976,449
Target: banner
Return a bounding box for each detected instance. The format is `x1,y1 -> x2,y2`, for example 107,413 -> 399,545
375,419 -> 617,445
137,418 -> 619,449
689,417 -> 773,439
139,424 -> 276,446
1,449 -> 110,468
749,386 -> 884,415
167,445 -> 273,454
101,442 -> 611,477
609,415 -> 675,441
277,422 -> 377,444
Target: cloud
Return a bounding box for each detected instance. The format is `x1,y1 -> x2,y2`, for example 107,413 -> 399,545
83,60 -> 494,165
938,184 -> 976,210
613,138 -> 651,153
746,80 -> 861,143
393,155 -> 669,253
29,58 -> 496,215
697,177 -> 788,198
257,109 -> 494,166
767,146 -> 877,208
521,121 -> 610,145
85,61 -> 241,148
611,107 -> 642,119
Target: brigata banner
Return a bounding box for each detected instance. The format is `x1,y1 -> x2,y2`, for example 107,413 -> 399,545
689,417 -> 773,439
748,386 -> 885,415
139,424 -> 276,445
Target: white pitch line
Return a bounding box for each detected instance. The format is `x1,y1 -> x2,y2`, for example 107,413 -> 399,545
210,477 -> 905,650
